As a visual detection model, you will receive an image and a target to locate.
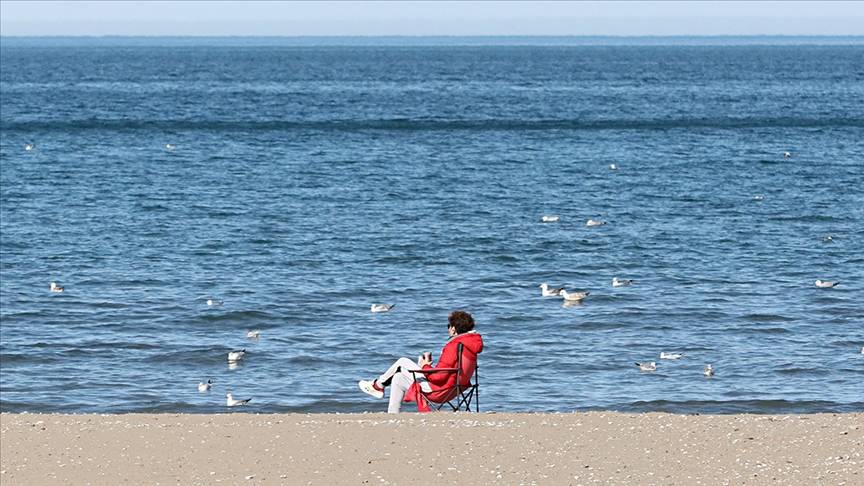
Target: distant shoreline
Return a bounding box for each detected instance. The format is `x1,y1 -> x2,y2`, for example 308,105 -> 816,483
1,412 -> 861,484
3,35 -> 864,47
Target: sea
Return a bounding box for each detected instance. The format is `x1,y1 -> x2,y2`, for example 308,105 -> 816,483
1,37 -> 862,414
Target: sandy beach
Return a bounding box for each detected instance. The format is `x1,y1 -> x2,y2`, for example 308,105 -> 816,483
1,412 -> 861,485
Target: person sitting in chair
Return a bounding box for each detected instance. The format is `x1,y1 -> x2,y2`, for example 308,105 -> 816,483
358,310 -> 483,413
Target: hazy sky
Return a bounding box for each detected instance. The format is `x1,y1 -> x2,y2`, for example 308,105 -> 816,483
1,1 -> 862,36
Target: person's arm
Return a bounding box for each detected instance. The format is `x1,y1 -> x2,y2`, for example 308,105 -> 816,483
424,342 -> 457,386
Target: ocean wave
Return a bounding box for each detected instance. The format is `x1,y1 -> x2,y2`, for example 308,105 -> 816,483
3,116 -> 864,132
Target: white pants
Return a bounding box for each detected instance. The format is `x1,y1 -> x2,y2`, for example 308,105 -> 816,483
377,357 -> 433,413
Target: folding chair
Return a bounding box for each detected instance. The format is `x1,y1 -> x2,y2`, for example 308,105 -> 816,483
408,343 -> 479,412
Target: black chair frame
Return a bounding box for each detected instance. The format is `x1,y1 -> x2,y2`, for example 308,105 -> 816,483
409,343 -> 479,412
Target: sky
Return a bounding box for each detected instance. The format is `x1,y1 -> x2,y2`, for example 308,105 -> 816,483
1,0 -> 862,37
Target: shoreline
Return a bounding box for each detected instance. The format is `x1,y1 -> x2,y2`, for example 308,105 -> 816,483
2,412 -> 861,485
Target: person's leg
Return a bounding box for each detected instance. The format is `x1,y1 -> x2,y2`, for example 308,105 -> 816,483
376,357 -> 419,387
387,372 -> 413,413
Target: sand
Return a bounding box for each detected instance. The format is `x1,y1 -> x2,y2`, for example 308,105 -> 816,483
1,412 -> 861,485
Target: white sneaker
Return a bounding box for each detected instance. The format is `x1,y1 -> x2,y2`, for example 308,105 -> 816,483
358,380 -> 384,399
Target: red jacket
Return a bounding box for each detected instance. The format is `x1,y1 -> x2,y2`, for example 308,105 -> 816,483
404,331 -> 483,410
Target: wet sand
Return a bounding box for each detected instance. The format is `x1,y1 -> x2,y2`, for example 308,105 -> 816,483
1,412 -> 861,485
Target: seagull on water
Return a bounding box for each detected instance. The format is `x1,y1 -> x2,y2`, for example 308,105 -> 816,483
660,352 -> 683,360
540,215 -> 560,223
815,279 -> 839,288
636,362 -> 657,372
226,392 -> 251,407
165,143 -> 176,151
609,163 -> 618,170
560,289 -> 589,302
704,364 -> 715,377
783,151 -> 792,159
539,283 -> 564,297
206,298 -> 224,307
612,277 -> 633,287
198,379 -> 212,392
246,329 -> 261,339
586,219 -> 607,227
753,195 -> 765,201
227,349 -> 246,362
24,143 -> 35,151
822,235 -> 834,243
50,282 -> 64,293
370,304 -> 396,313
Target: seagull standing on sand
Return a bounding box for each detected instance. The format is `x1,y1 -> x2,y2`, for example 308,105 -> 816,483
815,279 -> 840,288
246,330 -> 261,339
198,379 -> 212,392
539,283 -> 564,297
704,364 -> 715,377
226,392 -> 251,407
560,289 -> 590,302
612,277 -> 633,287
541,215 -> 560,223
660,352 -> 683,360
49,282 -> 64,293
370,304 -> 395,313
636,362 -> 657,372
586,219 -> 607,227
227,349 -> 246,363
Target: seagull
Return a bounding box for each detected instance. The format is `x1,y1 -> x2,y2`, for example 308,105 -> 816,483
636,362 -> 657,372
753,195 -> 765,201
822,235 -> 834,243
227,349 -> 246,362
226,392 -> 251,407
198,379 -> 212,392
49,282 -> 64,293
24,143 -> 35,151
206,299 -> 224,307
704,364 -> 715,377
539,283 -> 564,297
612,277 -> 633,287
783,151 -> 792,159
370,304 -> 395,313
245,330 -> 261,339
540,215 -> 560,223
609,163 -> 618,170
660,352 -> 683,360
815,279 -> 839,288
560,289 -> 589,302
586,219 -> 607,227
165,143 -> 176,151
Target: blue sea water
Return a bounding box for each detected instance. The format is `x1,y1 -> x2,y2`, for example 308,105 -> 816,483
1,39 -> 863,414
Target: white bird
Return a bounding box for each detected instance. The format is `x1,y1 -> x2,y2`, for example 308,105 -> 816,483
612,277 -> 633,287
753,195 -> 765,201
370,304 -> 395,313
227,349 -> 246,362
822,235 -> 834,243
226,392 -> 251,407
539,283 -> 564,297
660,352 -> 683,360
165,143 -> 176,151
860,346 -> 864,354
704,364 -> 715,377
49,282 -> 64,293
198,379 -> 212,392
245,329 -> 261,339
636,362 -> 657,372
206,298 -> 223,307
560,289 -> 589,302
540,215 -> 560,223
24,143 -> 35,151
783,151 -> 792,159
815,279 -> 839,288
609,163 -> 618,170
586,219 -> 607,227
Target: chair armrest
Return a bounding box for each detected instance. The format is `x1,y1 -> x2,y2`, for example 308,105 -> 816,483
409,368 -> 459,374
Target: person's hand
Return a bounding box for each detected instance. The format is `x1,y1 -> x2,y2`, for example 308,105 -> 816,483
418,352 -> 433,367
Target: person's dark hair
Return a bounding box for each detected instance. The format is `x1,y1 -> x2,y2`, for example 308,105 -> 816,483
448,310 -> 475,334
